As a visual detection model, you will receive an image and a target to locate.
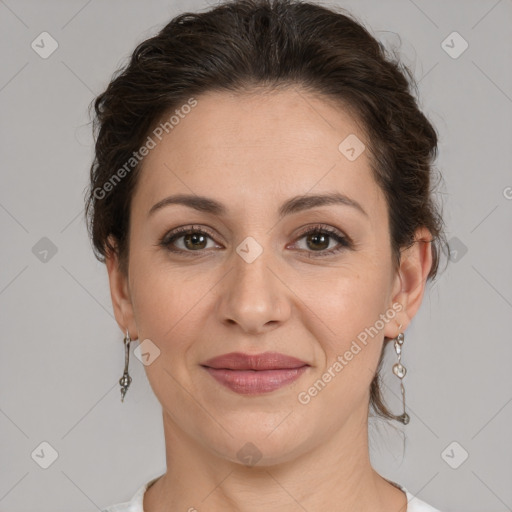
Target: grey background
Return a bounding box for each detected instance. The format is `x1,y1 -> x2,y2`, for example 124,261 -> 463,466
1,0 -> 511,510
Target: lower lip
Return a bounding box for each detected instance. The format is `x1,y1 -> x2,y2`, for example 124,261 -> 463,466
202,366 -> 309,394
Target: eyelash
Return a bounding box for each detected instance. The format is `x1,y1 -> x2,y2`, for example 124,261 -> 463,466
158,224 -> 352,258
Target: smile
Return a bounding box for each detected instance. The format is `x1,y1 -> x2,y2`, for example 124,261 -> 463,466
200,351 -> 311,394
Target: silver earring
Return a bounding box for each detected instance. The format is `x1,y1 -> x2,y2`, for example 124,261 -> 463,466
119,329 -> 132,402
392,323 -> 410,425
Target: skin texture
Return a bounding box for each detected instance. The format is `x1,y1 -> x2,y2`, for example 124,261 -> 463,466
106,87 -> 432,512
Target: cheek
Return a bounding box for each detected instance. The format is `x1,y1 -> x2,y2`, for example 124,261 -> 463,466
127,262 -> 200,402
295,262 -> 390,379
130,278 -> 170,334
128,249 -> 179,339
302,262 -> 389,330
128,251 -> 215,355
300,278 -> 387,417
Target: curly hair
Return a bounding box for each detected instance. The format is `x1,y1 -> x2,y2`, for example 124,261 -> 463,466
84,0 -> 448,423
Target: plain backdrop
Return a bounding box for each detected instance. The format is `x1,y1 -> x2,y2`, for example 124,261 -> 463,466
1,0 -> 511,511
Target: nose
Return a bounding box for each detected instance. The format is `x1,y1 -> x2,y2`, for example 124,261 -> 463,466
215,244 -> 291,335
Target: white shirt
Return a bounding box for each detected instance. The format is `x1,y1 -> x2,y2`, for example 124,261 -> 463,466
101,475 -> 443,511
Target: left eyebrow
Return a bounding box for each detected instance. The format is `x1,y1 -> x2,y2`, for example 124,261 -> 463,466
147,192 -> 368,219
278,192 -> 368,218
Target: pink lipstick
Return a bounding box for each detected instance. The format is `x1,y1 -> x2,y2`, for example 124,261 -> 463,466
201,351 -> 309,394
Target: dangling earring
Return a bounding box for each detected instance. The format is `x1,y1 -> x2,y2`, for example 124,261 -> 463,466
119,329 -> 132,402
392,323 -> 410,425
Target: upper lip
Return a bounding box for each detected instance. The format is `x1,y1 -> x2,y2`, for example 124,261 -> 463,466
201,351 -> 309,370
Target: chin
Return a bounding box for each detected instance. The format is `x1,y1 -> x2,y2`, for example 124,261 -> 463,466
203,422 -> 313,468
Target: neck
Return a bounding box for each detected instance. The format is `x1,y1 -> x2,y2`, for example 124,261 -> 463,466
144,407 -> 407,512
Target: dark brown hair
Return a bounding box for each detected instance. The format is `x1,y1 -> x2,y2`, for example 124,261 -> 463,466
84,0 -> 448,423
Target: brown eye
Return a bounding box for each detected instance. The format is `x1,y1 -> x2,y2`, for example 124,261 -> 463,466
293,226 -> 352,258
305,232 -> 330,251
181,232 -> 208,250
160,226 -> 218,255
159,224 -> 352,258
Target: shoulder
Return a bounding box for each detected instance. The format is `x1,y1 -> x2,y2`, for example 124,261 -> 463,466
401,487 -> 444,512
101,503 -> 134,512
387,479 -> 442,512
101,475 -> 162,512
101,499 -> 141,512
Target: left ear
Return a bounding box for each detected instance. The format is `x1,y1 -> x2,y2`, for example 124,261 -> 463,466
385,226 -> 433,337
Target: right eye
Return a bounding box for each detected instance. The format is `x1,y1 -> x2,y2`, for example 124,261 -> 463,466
159,225 -> 221,255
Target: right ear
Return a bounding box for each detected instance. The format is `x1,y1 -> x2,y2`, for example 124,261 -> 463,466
105,236 -> 138,340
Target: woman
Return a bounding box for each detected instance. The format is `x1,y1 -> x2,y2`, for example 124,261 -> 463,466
85,0 -> 448,510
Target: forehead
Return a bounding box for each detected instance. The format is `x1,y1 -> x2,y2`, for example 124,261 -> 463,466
132,88 -> 384,221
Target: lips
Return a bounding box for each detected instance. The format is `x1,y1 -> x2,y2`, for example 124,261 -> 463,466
201,351 -> 309,371
201,352 -> 310,394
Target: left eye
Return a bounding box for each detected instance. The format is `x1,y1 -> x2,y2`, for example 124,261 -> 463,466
290,227 -> 351,257
294,229 -> 348,253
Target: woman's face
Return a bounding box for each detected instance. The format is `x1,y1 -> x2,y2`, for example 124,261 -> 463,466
107,88 -> 423,465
